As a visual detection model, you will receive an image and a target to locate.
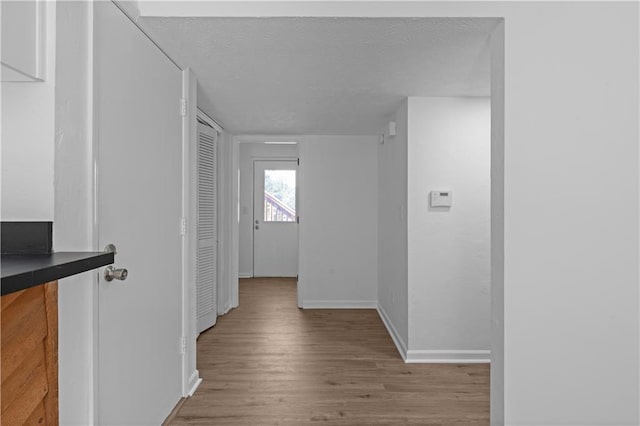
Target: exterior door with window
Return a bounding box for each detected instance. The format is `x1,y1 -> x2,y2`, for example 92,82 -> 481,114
253,160 -> 298,277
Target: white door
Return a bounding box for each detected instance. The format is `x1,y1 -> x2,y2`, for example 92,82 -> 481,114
196,122 -> 218,333
95,3 -> 183,424
253,160 -> 298,277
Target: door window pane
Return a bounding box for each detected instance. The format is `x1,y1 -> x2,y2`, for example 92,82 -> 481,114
264,170 -> 296,222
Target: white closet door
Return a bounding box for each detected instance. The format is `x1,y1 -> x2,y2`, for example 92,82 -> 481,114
196,122 -> 218,333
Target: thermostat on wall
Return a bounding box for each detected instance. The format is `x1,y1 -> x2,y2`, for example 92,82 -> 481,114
430,190 -> 452,207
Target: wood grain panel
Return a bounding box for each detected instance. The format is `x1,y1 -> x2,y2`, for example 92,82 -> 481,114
1,281 -> 58,425
168,278 -> 489,425
1,293 -> 47,384
42,283 -> 58,425
1,347 -> 46,412
1,286 -> 45,347
1,290 -> 24,312
2,352 -> 48,425
24,401 -> 46,426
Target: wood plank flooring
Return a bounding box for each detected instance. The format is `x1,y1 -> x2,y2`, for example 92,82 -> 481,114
169,278 -> 489,425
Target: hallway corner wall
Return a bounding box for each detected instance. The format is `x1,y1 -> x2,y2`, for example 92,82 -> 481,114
406,96 -> 491,362
54,1 -> 96,424
377,100 -> 409,356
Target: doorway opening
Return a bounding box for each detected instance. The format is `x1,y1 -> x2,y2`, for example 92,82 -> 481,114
237,140 -> 301,306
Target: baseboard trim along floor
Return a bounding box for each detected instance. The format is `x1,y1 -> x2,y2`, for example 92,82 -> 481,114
376,304 -> 408,360
302,300 -> 377,309
405,349 -> 491,363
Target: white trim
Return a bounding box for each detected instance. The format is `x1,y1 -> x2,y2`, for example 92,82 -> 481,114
230,137 -> 240,309
216,132 -> 233,315
238,273 -> 252,279
296,144 -> 304,309
376,304 -> 407,360
235,134 -> 301,144
197,107 -> 224,133
180,68 -> 199,398
303,300 -> 377,309
88,1 -> 99,421
405,350 -> 491,364
111,0 -> 180,70
220,301 -> 232,316
186,371 -> 202,397
250,156 -> 299,279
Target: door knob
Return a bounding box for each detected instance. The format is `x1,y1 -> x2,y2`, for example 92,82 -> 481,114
104,266 -> 128,282
255,225 -> 259,230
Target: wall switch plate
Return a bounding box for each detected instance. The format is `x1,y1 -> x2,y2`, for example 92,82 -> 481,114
430,190 -> 452,207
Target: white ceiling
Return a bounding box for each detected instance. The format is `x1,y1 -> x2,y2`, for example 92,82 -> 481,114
138,17 -> 498,135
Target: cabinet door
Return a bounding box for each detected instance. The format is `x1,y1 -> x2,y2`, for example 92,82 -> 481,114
0,0 -> 46,81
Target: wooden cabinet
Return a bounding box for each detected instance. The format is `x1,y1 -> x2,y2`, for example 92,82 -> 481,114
1,281 -> 58,425
0,0 -> 47,81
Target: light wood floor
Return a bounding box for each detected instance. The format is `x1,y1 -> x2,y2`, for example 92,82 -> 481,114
169,278 -> 489,425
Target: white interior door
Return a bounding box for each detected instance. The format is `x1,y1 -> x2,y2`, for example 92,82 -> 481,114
95,3 -> 183,424
196,122 -> 218,333
253,160 -> 298,277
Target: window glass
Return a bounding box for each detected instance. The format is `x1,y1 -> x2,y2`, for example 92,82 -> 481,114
264,170 -> 296,222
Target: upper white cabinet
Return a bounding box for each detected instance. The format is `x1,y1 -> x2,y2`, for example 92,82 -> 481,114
1,0 -> 47,81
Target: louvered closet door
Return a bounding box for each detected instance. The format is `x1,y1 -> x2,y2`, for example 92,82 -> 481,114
196,122 -> 218,333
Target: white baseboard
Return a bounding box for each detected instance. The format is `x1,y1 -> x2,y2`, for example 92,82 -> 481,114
302,300 -> 377,309
186,370 -> 202,397
220,301 -> 232,315
376,304 -> 408,360
405,349 -> 491,363
238,273 -> 252,279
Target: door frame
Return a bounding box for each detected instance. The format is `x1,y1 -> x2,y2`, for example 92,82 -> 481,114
181,73 -> 225,398
181,82 -> 225,397
181,68 -> 202,398
231,136 -> 305,308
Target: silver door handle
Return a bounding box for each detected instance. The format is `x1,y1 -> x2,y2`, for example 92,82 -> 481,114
104,266 -> 128,281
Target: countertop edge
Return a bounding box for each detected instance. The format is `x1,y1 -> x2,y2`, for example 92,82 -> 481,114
1,252 -> 115,295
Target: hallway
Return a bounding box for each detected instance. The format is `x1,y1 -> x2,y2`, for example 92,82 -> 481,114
168,278 -> 489,425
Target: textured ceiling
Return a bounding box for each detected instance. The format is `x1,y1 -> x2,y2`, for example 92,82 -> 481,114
139,17 -> 497,134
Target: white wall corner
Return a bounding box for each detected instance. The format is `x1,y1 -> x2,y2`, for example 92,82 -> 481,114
186,370 -> 202,397
220,301 -> 232,316
303,300 -> 377,309
405,350 -> 490,364
376,304 -> 407,361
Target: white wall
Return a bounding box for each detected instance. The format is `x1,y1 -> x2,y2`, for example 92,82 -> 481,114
407,97 -> 491,361
216,129 -> 235,314
298,135 -> 378,308
54,2 -> 96,424
238,141 -> 299,277
489,23 -> 505,423
497,5 -> 638,424
377,100 -> 409,352
1,0 -> 56,221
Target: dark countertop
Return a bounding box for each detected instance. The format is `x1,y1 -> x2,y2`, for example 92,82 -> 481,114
1,252 -> 115,295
